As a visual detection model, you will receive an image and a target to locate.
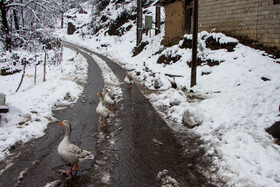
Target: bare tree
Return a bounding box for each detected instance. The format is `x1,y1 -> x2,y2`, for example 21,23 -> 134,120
0,0 -> 64,50
0,0 -> 11,50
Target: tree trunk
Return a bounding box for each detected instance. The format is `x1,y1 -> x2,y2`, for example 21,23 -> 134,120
20,0 -> 25,28
61,0 -> 64,28
61,13 -> 64,28
13,9 -> 20,32
0,1 -> 11,50
0,1 -> 9,33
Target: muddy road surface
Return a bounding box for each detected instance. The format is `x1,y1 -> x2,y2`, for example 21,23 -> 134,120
0,43 -> 215,187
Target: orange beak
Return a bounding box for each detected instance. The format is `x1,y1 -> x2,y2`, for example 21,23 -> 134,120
59,121 -> 63,125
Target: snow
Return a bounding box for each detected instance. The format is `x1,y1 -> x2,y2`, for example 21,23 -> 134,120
1,1 -> 280,186
0,48 -> 88,160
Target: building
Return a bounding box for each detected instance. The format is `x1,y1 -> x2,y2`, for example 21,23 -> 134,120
156,0 -> 280,49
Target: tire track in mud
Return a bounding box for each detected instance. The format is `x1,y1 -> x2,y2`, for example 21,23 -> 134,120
60,44 -> 125,186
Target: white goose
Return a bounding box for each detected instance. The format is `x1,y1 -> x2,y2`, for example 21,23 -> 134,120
96,92 -> 113,126
57,120 -> 94,176
103,88 -> 116,110
124,73 -> 133,88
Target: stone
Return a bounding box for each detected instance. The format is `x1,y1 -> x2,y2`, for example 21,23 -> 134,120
67,22 -> 76,35
182,109 -> 204,128
266,121 -> 280,139
154,78 -> 163,89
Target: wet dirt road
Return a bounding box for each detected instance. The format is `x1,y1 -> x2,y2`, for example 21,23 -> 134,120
0,43 -> 215,186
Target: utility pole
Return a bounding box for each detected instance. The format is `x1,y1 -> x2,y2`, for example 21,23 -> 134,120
155,6 -> 161,35
191,0 -> 198,87
136,0 -> 143,46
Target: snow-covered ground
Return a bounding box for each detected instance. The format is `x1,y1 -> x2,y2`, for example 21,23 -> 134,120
56,2 -> 280,186
0,48 -> 88,160
1,1 -> 280,186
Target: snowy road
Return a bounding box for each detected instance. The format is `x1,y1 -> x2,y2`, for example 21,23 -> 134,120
0,43 -> 215,186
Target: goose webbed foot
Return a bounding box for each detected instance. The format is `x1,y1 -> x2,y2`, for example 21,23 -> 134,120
63,168 -> 73,176
102,118 -> 108,127
72,165 -> 79,175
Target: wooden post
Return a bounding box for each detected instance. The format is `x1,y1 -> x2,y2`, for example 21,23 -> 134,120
191,0 -> 198,87
35,64 -> 37,85
155,6 -> 161,35
34,55 -> 37,85
136,0 -> 143,46
43,50 -> 47,82
59,43 -> 63,65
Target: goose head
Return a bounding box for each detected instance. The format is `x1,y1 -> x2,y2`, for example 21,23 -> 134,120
59,120 -> 72,137
96,92 -> 102,97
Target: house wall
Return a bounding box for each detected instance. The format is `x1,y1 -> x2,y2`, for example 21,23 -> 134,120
163,1 -> 185,45
198,0 -> 280,48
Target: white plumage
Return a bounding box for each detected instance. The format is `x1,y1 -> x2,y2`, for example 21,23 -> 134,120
96,92 -> 113,126
124,73 -> 133,88
103,88 -> 115,110
57,120 -> 94,176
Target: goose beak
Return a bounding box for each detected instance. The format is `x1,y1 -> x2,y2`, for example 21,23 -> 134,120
59,121 -> 63,125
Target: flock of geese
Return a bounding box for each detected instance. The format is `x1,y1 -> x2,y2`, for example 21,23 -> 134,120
57,73 -> 133,176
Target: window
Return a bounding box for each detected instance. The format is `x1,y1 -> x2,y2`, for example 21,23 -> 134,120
273,0 -> 280,4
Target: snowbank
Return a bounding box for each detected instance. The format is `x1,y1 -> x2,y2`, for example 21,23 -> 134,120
0,48 -> 88,160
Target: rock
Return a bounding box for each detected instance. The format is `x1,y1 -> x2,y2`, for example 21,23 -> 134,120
180,85 -> 187,91
261,77 -> 270,81
170,98 -> 180,106
67,22 -> 76,35
205,36 -> 238,52
156,169 -> 180,187
201,65 -> 212,76
133,41 -> 149,56
182,108 -> 204,128
154,77 -> 163,89
157,54 -> 181,65
179,37 -> 192,49
266,121 -> 280,139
